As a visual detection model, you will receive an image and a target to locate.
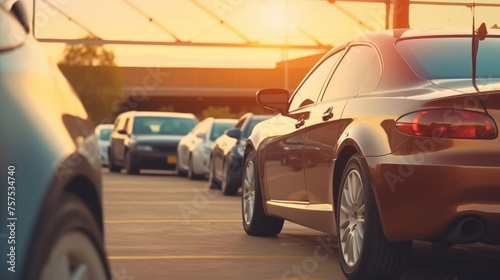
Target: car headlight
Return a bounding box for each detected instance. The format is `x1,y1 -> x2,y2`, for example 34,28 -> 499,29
135,145 -> 153,152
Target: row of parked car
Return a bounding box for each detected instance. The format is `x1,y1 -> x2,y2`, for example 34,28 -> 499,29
7,0 -> 500,276
179,113 -> 273,195
94,111 -> 273,196
96,27 -> 500,280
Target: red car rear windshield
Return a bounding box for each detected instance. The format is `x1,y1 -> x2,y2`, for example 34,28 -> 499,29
396,37 -> 500,80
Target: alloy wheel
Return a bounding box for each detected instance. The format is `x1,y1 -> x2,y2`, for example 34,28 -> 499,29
40,231 -> 107,280
339,169 -> 366,268
242,160 -> 256,225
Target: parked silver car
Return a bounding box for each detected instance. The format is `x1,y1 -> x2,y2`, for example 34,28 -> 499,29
95,124 -> 114,166
177,117 -> 237,179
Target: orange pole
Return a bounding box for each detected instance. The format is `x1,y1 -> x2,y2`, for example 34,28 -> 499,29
392,0 -> 410,29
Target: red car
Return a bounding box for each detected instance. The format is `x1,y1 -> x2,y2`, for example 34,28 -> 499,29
242,28 -> 500,280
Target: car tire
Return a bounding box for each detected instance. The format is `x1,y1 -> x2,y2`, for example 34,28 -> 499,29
208,157 -> 221,190
188,155 -> 204,180
242,150 -> 284,236
23,193 -> 110,280
176,164 -> 188,177
337,154 -> 411,280
221,160 -> 239,196
125,151 -> 140,175
108,150 -> 121,173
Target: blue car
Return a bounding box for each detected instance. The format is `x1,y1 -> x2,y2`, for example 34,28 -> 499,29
208,113 -> 274,196
0,2 -> 110,279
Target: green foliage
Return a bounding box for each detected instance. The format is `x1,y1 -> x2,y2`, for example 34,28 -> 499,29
60,36 -> 116,67
58,37 -> 123,125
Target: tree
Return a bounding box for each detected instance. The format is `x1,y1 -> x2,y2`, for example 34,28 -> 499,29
60,38 -> 117,67
58,36 -> 123,125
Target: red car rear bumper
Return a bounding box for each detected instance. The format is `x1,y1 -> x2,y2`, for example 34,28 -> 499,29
366,148 -> 500,243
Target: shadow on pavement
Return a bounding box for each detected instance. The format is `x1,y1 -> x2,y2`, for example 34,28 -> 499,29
402,241 -> 500,280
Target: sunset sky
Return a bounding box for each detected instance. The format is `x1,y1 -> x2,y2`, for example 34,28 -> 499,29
24,0 -> 500,68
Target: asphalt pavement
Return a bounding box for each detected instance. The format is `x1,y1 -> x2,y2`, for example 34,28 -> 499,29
103,169 -> 500,280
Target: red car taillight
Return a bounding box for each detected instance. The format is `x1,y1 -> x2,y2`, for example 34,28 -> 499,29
396,110 -> 497,139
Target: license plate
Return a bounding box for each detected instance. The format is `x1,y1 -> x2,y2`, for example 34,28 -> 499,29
167,155 -> 177,164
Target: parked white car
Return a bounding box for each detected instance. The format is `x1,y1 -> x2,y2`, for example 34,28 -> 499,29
94,124 -> 114,166
177,117 -> 237,179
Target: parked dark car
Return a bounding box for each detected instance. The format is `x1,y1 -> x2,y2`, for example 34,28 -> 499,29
208,113 -> 273,195
0,2 -> 110,279
242,29 -> 500,280
108,111 -> 198,174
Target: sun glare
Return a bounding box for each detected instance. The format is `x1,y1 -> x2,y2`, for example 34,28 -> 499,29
251,0 -> 300,43
261,0 -> 288,33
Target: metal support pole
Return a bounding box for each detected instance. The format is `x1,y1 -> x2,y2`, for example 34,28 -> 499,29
392,0 -> 410,29
385,0 -> 391,29
284,0 -> 289,91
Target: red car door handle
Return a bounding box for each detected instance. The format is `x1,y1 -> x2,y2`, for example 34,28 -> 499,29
322,107 -> 334,121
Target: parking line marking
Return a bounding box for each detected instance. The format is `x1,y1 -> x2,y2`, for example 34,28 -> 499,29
104,189 -> 203,193
104,201 -> 240,205
105,219 -> 242,224
273,279 -> 326,280
108,255 -> 306,260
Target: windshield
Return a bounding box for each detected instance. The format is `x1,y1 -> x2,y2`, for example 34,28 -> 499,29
243,118 -> 267,138
210,123 -> 235,141
99,128 -> 113,140
396,37 -> 500,80
132,116 -> 197,136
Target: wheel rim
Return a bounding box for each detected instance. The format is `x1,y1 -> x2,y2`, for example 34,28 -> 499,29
41,231 -> 107,280
242,160 -> 256,225
339,169 -> 366,268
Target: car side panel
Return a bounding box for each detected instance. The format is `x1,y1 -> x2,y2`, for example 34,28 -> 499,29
303,100 -> 348,205
258,112 -> 311,202
261,132 -> 308,202
177,133 -> 194,171
0,38 -> 102,277
110,118 -> 128,165
212,135 -> 231,182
